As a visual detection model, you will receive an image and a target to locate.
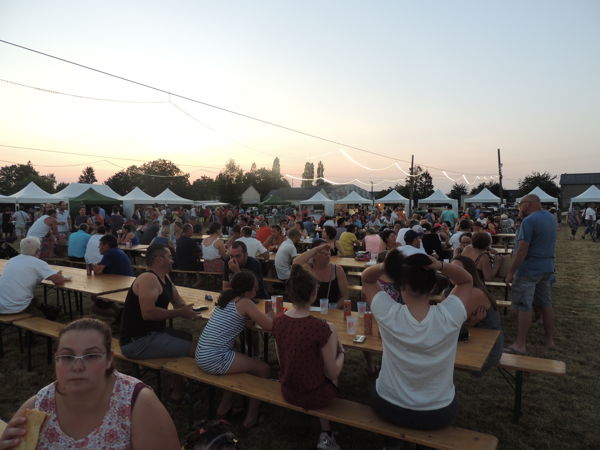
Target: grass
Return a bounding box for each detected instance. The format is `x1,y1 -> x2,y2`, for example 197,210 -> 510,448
1,226 -> 599,449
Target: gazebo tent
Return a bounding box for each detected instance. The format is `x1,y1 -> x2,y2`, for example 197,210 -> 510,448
153,188 -> 193,204
260,194 -> 290,206
334,191 -> 373,205
121,187 -> 157,218
299,191 -> 335,216
54,183 -> 123,201
0,181 -> 61,204
516,187 -> 558,205
467,187 -> 501,204
375,190 -> 410,208
569,185 -> 600,210
418,189 -> 458,211
68,188 -> 122,216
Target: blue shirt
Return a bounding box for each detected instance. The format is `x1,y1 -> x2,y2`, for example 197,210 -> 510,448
99,248 -> 134,276
67,230 -> 91,258
515,210 -> 556,276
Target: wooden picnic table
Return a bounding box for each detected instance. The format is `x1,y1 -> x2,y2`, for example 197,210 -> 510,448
493,233 -> 516,251
119,244 -> 149,252
43,265 -> 135,296
267,253 -> 368,270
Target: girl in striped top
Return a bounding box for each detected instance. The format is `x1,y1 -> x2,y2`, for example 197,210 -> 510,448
195,270 -> 273,428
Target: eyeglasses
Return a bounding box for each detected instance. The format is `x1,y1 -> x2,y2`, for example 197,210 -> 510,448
55,353 -> 106,365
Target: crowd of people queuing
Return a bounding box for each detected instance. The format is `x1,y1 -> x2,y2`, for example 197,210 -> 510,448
0,194 -> 574,449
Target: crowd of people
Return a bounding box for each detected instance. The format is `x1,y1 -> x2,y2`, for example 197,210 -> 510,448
0,194 -> 566,449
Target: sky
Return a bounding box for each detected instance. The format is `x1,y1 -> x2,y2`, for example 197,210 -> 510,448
0,0 -> 599,193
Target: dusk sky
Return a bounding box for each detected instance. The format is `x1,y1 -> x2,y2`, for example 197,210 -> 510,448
1,1 -> 598,193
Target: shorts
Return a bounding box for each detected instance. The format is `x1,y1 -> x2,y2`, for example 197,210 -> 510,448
511,272 -> 553,312
195,347 -> 236,375
120,329 -> 193,359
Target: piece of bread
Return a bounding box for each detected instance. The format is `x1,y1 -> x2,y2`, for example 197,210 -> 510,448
15,409 -> 49,450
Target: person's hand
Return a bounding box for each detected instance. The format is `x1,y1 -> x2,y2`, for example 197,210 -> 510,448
471,305 -> 487,322
228,257 -> 240,273
179,304 -> 202,320
426,256 -> 442,271
327,321 -> 336,332
0,415 -> 27,449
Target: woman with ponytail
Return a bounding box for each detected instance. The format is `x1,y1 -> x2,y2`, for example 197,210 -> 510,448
272,264 -> 344,450
361,250 -> 475,435
195,270 -> 272,428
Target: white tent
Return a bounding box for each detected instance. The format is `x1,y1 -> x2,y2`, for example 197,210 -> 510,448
516,187 -> 558,205
153,188 -> 193,204
299,191 -> 335,216
195,200 -> 229,207
375,190 -> 410,208
121,187 -> 157,218
569,185 -> 600,209
54,183 -> 123,200
418,189 -> 458,211
467,187 -> 501,204
0,181 -> 61,204
334,190 -> 372,205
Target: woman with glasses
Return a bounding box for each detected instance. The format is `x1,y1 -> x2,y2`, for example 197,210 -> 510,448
0,318 -> 180,449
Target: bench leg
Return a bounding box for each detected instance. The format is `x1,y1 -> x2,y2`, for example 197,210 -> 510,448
263,332 -> 269,363
26,331 -> 33,371
513,371 -> 523,423
46,336 -> 53,365
18,329 -> 23,353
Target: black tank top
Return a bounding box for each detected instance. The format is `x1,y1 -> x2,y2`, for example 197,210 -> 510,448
120,271 -> 173,344
312,264 -> 341,306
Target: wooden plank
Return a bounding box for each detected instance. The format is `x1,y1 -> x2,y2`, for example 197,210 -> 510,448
13,317 -> 64,338
43,265 -> 135,296
162,358 -> 497,450
499,353 -> 566,375
112,338 -> 178,371
0,312 -> 33,325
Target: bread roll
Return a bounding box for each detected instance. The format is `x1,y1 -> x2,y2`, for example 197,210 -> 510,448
15,409 -> 48,450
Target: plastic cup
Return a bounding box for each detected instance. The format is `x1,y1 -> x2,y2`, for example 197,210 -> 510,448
329,302 -> 337,310
357,301 -> 367,318
346,316 -> 358,335
319,298 -> 329,314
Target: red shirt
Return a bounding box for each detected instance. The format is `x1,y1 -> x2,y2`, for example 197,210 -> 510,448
256,226 -> 272,243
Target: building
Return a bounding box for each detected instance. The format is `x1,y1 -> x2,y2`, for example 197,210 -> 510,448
559,173 -> 600,210
240,186 -> 261,205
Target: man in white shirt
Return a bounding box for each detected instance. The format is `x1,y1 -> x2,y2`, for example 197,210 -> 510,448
398,230 -> 427,257
448,219 -> 472,249
274,228 -> 301,280
583,204 -> 597,239
56,202 -> 72,236
85,225 -> 106,264
236,226 -> 269,261
12,208 -> 30,239
0,237 -> 66,314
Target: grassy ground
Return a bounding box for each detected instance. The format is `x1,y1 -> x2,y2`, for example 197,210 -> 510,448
1,226 -> 599,449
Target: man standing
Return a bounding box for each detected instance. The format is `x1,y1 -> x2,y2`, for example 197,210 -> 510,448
440,205 -> 458,229
506,194 -> 557,353
223,241 -> 269,299
582,203 -> 596,239
274,228 -> 301,281
56,202 -> 71,237
11,208 -> 29,240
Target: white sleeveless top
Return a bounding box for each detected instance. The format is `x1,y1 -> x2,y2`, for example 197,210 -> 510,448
202,237 -> 221,259
27,215 -> 51,238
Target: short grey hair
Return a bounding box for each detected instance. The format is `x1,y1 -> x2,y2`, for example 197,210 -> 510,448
20,236 -> 41,256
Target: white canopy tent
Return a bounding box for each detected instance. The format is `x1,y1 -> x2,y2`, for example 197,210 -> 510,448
418,189 -> 458,211
299,191 -> 335,216
569,185 -> 600,210
0,181 -> 61,204
195,200 -> 229,207
516,187 -> 558,205
121,187 -> 157,218
334,190 -> 372,205
153,188 -> 193,204
467,187 -> 501,204
375,190 -> 410,208
54,183 -> 123,200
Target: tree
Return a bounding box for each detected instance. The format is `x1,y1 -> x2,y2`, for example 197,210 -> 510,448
190,176 -> 217,200
447,183 -> 468,200
214,159 -> 244,204
105,166 -> 142,196
55,182 -> 69,193
398,165 -> 434,206
301,162 -> 314,188
315,161 -> 326,186
469,181 -> 501,197
78,166 -> 97,184
250,162 -> 257,172
518,171 -> 560,198
0,162 -> 56,195
272,157 -> 281,178
105,159 -> 190,197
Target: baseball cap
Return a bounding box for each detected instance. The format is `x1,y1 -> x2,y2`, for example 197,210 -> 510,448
412,225 -> 424,235
404,229 -> 420,244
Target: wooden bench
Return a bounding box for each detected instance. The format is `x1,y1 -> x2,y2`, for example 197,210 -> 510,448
498,353 -> 566,423
162,357 -> 498,450
0,312 -> 32,358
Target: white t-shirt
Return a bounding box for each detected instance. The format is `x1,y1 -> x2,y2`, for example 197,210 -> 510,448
12,210 -> 29,228
274,238 -> 298,280
449,231 -> 465,249
27,215 -> 51,239
85,234 -> 104,264
0,255 -> 57,314
398,244 -> 427,257
585,207 -> 596,222
396,228 -> 410,246
371,291 -> 467,410
236,237 -> 267,259
56,210 -> 70,233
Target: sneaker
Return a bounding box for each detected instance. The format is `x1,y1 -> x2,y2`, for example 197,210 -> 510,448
317,432 -> 340,450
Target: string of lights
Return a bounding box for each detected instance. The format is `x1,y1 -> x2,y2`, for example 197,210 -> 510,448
285,174 -> 405,187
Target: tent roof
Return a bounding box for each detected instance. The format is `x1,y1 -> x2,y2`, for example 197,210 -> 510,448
418,189 -> 458,210
153,188 -> 193,204
261,194 -> 290,206
299,191 -> 334,205
55,183 -> 123,200
516,186 -> 558,204
121,187 -> 156,204
375,190 -> 409,204
468,187 -> 501,203
68,188 -> 122,204
335,190 -> 372,205
0,181 -> 61,204
570,185 -> 600,204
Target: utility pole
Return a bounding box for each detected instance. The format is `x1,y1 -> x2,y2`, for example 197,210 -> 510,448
409,154 -> 415,214
497,148 -> 504,206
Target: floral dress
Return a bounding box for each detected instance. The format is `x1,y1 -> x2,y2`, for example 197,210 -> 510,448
34,371 -> 145,449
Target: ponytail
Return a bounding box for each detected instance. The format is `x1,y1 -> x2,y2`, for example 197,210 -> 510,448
384,250 -> 436,295
217,270 -> 257,309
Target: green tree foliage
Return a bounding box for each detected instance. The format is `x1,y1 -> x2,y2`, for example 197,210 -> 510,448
105,166 -> 140,196
272,157 -> 281,178
55,182 -> 70,193
0,162 -> 56,195
78,166 -> 98,184
301,162 -> 314,188
397,166 -> 434,204
105,159 -> 190,196
190,176 -> 217,200
469,181 -> 501,196
518,171 -> 560,198
447,183 -> 468,200
315,161 -> 326,186
214,159 -> 244,205
243,167 -> 290,198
